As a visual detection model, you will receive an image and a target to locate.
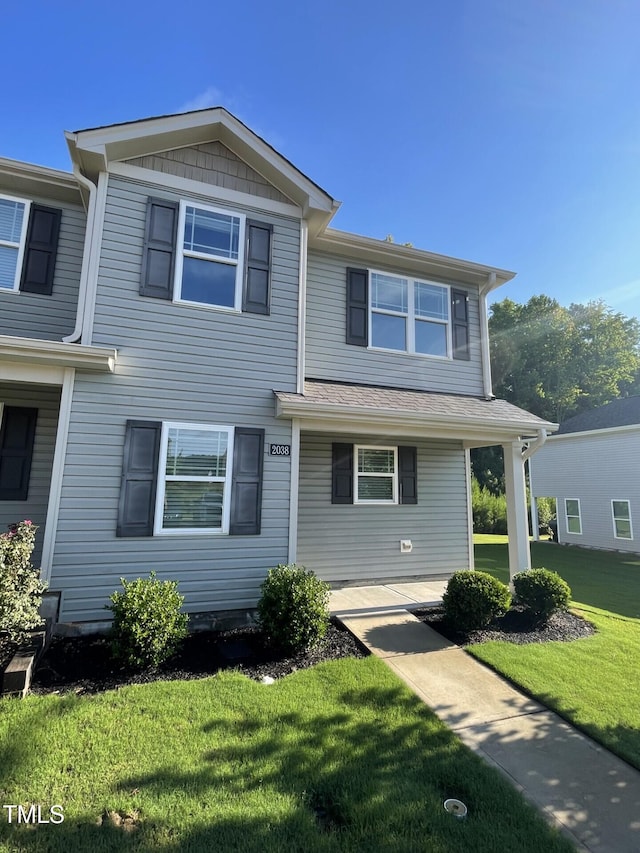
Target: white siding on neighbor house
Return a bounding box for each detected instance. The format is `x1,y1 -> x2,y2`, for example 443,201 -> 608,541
532,429 -> 640,553
305,251 -> 485,395
125,142 -> 293,204
0,383 -> 61,567
0,195 -> 85,341
50,173 -> 301,622
297,432 -> 470,583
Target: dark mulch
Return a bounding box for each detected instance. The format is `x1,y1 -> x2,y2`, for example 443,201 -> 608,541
413,605 -> 596,646
29,619 -> 368,696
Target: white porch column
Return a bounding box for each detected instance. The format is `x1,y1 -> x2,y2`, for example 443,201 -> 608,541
503,440 -> 531,582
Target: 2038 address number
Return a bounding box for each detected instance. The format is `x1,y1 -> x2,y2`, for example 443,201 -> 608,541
270,444 -> 291,456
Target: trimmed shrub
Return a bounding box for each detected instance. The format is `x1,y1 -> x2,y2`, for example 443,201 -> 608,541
0,520 -> 46,645
471,478 -> 508,535
107,572 -> 189,669
258,564 -> 330,653
513,568 -> 571,624
442,570 -> 511,633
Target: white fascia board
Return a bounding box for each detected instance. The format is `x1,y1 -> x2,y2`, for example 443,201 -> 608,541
313,229 -> 516,288
274,398 -> 551,442
0,335 -> 116,372
0,157 -> 81,205
109,162 -> 302,220
545,423 -> 640,442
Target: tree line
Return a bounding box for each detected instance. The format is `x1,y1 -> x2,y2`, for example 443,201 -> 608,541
473,296 -> 640,494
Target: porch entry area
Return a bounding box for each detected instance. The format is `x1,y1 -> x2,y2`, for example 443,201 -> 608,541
329,579 -> 447,616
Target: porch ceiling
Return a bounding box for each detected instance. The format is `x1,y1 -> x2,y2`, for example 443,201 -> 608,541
275,380 -> 557,445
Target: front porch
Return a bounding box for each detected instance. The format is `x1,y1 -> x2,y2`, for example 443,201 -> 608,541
329,578 -> 447,616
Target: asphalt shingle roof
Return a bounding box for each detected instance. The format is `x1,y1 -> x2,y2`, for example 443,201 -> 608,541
276,380 -> 554,428
556,396 -> 640,435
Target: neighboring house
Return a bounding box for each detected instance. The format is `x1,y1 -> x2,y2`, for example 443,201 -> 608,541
0,108 -> 555,626
531,397 -> 640,554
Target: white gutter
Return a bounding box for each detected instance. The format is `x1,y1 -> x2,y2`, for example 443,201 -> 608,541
479,272 -> 496,399
522,428 -> 548,461
63,167 -> 97,343
296,220 -> 308,394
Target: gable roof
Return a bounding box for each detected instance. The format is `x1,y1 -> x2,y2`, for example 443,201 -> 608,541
65,107 -> 339,235
556,397 -> 640,435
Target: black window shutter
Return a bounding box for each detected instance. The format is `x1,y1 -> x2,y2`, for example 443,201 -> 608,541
346,268 -> 368,346
117,420 -> 161,537
230,428 -> 265,535
332,443 -> 354,504
243,220 -> 273,315
0,407 -> 38,501
398,446 -> 418,505
19,204 -> 62,295
451,289 -> 470,360
140,198 -> 179,300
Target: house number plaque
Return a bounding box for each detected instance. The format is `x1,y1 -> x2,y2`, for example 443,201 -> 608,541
269,444 -> 291,456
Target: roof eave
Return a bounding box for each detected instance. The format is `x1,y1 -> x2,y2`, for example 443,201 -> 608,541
310,228 -> 516,288
275,394 -> 556,442
0,157 -> 81,205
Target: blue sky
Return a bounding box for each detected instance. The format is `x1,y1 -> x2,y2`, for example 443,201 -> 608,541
2,0 -> 639,318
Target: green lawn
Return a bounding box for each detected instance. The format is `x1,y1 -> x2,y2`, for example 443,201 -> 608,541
0,657 -> 573,853
472,536 -> 640,768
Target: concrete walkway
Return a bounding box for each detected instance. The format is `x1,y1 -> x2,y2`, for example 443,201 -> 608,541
330,583 -> 640,853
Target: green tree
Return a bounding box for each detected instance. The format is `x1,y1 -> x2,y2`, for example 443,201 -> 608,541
489,296 -> 640,422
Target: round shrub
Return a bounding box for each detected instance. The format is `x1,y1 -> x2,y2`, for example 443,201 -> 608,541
442,570 -> 511,633
258,564 -> 330,653
107,572 -> 189,669
513,568 -> 571,624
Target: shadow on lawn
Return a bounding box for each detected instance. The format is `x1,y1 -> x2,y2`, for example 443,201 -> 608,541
0,681 -> 575,853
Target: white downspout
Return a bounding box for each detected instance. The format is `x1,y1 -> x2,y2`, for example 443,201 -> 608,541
479,272 -> 495,400
523,429 -> 548,544
62,167 -> 97,343
80,171 -> 109,345
296,220 -> 308,394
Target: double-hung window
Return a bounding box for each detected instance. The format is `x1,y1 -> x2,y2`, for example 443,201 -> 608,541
0,195 -> 30,291
154,423 -> 234,535
174,202 -> 245,310
355,445 -> 398,504
565,498 -> 582,535
612,500 -> 633,540
370,272 -> 450,357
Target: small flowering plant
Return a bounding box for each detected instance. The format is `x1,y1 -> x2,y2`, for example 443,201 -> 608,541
0,520 -> 47,644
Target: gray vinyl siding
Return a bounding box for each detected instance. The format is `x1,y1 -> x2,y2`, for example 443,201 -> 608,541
0,383 -> 61,567
0,195 -> 85,341
50,174 -> 300,622
532,430 -> 640,553
297,432 -> 470,582
125,142 -> 292,204
305,251 -> 485,395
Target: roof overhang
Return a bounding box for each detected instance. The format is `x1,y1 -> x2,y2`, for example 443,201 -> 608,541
275,382 -> 556,445
310,228 -> 516,289
65,108 -> 339,236
0,335 -> 117,374
0,157 -> 81,206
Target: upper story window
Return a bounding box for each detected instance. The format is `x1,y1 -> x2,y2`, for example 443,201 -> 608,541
346,267 -> 470,360
175,203 -> 245,310
0,195 -> 30,291
370,272 -> 450,358
140,197 -> 272,315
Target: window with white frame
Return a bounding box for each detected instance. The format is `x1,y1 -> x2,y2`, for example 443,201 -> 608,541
174,202 -> 245,310
0,195 -> 30,291
612,500 -> 633,540
565,498 -> 582,535
369,271 -> 450,357
155,423 -> 234,534
355,445 -> 398,504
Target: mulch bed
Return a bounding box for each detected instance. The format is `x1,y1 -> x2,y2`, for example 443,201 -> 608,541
413,605 -> 596,646
29,619 -> 368,695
